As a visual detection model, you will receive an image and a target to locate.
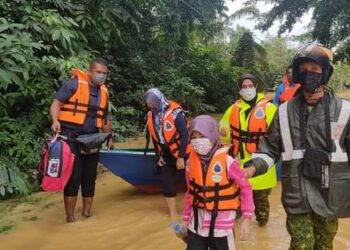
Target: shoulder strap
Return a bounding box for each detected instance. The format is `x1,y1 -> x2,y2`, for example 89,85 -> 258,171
171,108 -> 183,120
299,97 -> 306,148
257,98 -> 270,106
227,145 -> 235,158
324,93 -> 332,152
299,94 -> 332,152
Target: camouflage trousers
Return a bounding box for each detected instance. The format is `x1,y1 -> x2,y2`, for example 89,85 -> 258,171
286,212 -> 338,250
253,188 -> 271,226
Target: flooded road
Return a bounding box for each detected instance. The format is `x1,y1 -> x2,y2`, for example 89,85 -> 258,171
1,172 -> 350,250
1,137 -> 350,249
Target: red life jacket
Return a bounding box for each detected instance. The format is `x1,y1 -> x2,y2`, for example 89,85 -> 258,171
279,75 -> 301,103
229,98 -> 269,156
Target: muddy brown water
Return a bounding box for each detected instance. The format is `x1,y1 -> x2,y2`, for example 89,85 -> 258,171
1,138 -> 350,250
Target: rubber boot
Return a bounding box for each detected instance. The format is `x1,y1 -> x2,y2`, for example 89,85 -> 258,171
64,196 -> 77,223
82,197 -> 93,218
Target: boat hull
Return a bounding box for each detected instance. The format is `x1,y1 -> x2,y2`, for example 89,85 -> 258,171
99,149 -> 186,194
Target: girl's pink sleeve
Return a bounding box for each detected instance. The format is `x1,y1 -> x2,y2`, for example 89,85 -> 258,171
228,159 -> 254,218
182,161 -> 192,223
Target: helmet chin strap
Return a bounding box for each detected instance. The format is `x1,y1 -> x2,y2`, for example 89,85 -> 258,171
303,85 -> 325,105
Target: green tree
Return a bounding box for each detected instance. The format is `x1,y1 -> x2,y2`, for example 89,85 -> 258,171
261,36 -> 294,88
0,0 -> 231,198
230,30 -> 269,91
237,0 -> 350,61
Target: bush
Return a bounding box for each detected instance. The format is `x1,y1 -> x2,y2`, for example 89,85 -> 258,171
0,157 -> 30,198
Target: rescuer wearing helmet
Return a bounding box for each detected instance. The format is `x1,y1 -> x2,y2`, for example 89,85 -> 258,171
243,43 -> 350,249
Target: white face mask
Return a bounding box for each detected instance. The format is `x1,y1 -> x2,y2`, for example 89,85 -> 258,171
191,138 -> 213,155
239,87 -> 256,101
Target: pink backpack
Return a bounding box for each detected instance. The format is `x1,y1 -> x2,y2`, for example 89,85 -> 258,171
39,135 -> 75,192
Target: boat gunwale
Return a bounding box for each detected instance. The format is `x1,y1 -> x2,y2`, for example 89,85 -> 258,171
100,149 -> 156,156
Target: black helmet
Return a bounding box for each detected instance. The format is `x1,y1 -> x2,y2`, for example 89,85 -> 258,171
292,43 -> 334,85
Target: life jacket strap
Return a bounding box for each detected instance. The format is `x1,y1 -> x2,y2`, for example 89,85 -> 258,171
230,125 -> 266,137
189,189 -> 239,203
66,100 -> 105,111
208,183 -> 220,246
60,108 -> 104,119
189,179 -> 234,192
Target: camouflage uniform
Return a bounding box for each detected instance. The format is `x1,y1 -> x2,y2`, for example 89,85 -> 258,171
286,213 -> 338,250
248,44 -> 349,250
253,188 -> 271,226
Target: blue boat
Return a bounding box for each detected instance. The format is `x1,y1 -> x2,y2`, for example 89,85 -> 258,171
99,149 -> 186,194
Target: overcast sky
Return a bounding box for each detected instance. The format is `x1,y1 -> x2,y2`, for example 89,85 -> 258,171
225,0 -> 312,41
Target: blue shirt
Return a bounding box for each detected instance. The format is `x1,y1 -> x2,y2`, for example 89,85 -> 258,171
173,111 -> 189,158
273,82 -> 299,106
55,78 -> 104,133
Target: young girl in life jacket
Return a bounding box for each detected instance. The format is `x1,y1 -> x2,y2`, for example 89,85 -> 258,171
182,115 -> 254,250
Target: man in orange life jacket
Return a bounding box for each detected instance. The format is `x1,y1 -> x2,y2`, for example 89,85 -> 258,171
50,58 -> 113,223
145,88 -> 189,218
273,66 -> 301,106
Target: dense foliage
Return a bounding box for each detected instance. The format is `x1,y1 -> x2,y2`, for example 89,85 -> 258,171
2,0 -> 343,198
0,0 -> 237,197
237,0 -> 350,61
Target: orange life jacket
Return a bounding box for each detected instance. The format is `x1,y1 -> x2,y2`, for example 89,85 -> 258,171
188,147 -> 240,211
230,98 -> 269,156
146,100 -> 188,158
58,68 -> 109,129
279,75 -> 301,103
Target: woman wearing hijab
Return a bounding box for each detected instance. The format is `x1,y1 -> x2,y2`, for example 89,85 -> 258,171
145,88 -> 189,218
182,115 -> 253,250
218,74 -> 277,227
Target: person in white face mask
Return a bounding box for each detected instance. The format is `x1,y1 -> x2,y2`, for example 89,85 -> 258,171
182,115 -> 254,250
218,73 -> 278,227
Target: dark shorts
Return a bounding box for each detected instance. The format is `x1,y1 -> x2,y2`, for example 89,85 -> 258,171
158,148 -> 185,197
186,230 -> 232,250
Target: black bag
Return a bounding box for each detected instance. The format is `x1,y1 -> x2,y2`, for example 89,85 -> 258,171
300,94 -> 332,189
302,148 -> 331,188
75,133 -> 111,154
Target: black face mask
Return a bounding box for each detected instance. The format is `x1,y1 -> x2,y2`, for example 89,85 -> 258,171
299,71 -> 323,93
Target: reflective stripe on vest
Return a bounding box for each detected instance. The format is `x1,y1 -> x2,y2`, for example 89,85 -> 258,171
146,100 -> 187,158
279,100 -> 350,162
230,98 -> 269,156
188,147 -> 240,211
58,68 -> 108,128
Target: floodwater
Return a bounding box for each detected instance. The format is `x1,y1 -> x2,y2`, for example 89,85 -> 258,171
1,138 -> 350,250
